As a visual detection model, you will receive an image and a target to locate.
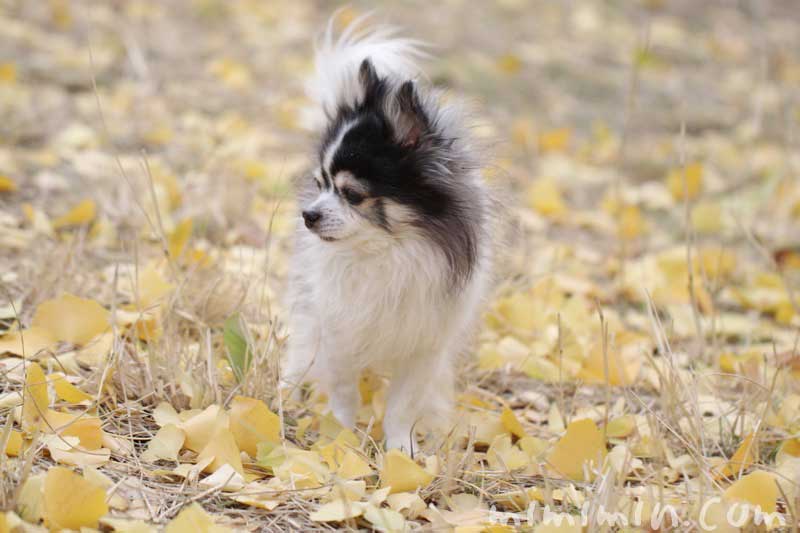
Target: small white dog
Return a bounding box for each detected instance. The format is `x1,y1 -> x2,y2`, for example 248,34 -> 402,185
283,17 -> 491,452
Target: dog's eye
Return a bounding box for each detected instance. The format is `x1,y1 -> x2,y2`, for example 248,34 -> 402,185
342,188 -> 365,205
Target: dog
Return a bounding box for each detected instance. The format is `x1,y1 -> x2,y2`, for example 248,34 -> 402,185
282,16 -> 492,452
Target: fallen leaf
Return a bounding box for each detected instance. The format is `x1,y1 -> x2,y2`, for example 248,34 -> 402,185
45,409 -> 104,450
50,373 -> 93,403
380,449 -> 434,494
134,263 -> 174,309
715,433 -> 756,479
0,176 -> 17,192
3,430 -> 22,456
487,434 -> 530,471
43,466 -> 109,530
32,293 -> 110,345
180,404 -> 227,452
309,499 -> 364,522
0,327 -> 56,357
666,162 -> 703,201
386,492 -> 427,518
691,202 -> 723,234
52,198 -> 96,228
22,362 -> 49,433
363,502 -> 406,532
44,434 -> 110,466
723,470 -> 778,514
165,503 -> 231,533
142,424 -> 185,463
197,425 -> 244,476
16,474 -> 45,523
605,415 -> 636,438
168,218 -> 193,260
617,204 -> 646,240
500,407 -> 527,438
528,177 -> 567,218
538,128 -> 571,153
547,418 -> 607,481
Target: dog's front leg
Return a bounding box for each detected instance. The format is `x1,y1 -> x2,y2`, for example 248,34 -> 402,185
325,374 -> 360,428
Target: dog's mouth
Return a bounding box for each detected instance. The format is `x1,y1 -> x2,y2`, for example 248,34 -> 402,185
319,236 -> 338,242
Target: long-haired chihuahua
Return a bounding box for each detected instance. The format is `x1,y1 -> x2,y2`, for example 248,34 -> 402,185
282,16 -> 492,452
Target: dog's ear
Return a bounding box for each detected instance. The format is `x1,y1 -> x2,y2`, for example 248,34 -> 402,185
395,80 -> 428,148
359,59 -> 380,105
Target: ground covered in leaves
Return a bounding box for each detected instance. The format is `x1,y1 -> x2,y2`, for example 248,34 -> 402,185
2,1 -> 800,532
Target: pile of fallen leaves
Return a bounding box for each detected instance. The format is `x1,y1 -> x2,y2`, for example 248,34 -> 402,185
2,1 -> 800,532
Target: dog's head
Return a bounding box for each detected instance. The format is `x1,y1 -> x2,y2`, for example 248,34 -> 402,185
302,59 -> 444,240
300,59 -> 483,285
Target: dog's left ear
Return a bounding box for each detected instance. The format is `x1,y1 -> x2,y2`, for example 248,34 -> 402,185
359,59 -> 381,107
395,80 -> 428,148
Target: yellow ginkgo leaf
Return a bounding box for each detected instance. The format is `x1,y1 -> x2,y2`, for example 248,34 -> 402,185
528,177 -> 567,218
716,433 -> 756,479
50,374 -> 92,403
228,396 -> 281,457
538,127 -> 571,153
52,198 -> 97,229
617,204 -> 645,240
165,503 -> 231,533
180,404 -> 227,453
578,342 -> 640,386
363,502 -> 406,532
691,202 -> 723,234
0,63 -> 16,83
76,332 -> 114,366
487,434 -> 530,471
605,415 -> 636,438
208,58 -> 252,89
380,449 -> 434,494
22,362 -> 49,433
318,431 -> 373,480
43,466 -> 109,530
336,448 -> 374,480
496,54 -> 522,74
500,407 -> 527,439
310,499 -> 365,522
32,293 -> 110,345
0,327 -> 56,358
142,424 -> 186,463
271,448 -> 330,489
197,426 -> 244,476
134,263 -> 174,310
547,418 -> 607,481
45,409 -> 104,450
666,162 -> 703,201
168,218 -> 193,260
0,176 -> 17,192
4,430 -> 23,457
723,470 -> 778,514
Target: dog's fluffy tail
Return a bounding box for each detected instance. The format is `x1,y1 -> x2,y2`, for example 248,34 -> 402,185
301,13 -> 427,131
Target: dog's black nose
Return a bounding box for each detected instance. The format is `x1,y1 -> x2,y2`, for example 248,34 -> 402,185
302,210 -> 322,229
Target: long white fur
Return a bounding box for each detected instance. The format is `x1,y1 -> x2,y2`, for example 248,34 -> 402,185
301,12 -> 427,131
284,17 -> 491,452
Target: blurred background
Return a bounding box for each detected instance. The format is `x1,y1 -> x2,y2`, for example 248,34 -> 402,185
2,0 -> 799,276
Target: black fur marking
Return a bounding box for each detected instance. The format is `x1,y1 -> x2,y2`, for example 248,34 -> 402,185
320,167 -> 332,189
316,58 -> 483,288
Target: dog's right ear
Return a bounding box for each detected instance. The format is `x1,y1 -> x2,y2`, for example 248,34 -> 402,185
359,59 -> 381,106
